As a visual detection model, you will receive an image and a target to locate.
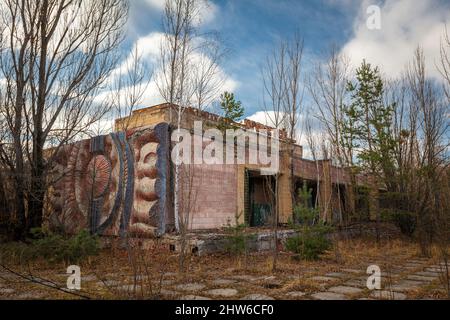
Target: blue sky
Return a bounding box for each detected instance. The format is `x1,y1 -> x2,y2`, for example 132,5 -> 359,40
205,0 -> 357,116
121,0 -> 450,119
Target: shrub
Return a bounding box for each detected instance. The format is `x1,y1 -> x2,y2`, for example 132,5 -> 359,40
285,226 -> 332,260
286,182 -> 332,260
29,229 -> 99,264
224,213 -> 255,256
392,211 -> 416,237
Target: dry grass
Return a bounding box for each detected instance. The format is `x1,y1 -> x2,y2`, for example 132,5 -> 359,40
0,237 -> 448,300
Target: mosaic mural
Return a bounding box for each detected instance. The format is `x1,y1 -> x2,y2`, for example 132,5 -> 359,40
48,123 -> 171,238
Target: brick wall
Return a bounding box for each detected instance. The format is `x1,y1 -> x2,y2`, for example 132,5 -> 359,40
116,104 -> 366,230
180,164 -> 237,230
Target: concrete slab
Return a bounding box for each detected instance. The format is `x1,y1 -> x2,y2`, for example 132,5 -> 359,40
415,271 -> 441,277
311,292 -> 347,300
211,279 -> 237,286
240,294 -> 275,300
388,280 -> 424,292
148,279 -> 175,287
328,286 -> 364,295
175,283 -> 206,292
14,292 -> 45,300
0,288 -> 15,294
206,288 -> 238,297
81,275 -> 97,282
406,275 -> 437,282
96,280 -> 120,287
343,279 -> 367,288
180,295 -> 212,300
230,275 -> 259,282
160,289 -> 180,297
285,291 -> 306,298
310,276 -> 339,283
370,290 -> 407,300
404,263 -> 423,268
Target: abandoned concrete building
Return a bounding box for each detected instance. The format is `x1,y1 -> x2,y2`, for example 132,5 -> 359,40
48,103 -> 374,238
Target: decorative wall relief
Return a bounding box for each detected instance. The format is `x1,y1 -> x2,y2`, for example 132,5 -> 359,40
48,123 -> 171,238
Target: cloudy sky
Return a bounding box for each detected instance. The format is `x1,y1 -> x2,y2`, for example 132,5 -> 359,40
121,0 -> 450,120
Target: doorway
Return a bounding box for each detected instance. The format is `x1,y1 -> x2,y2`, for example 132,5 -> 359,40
244,169 -> 275,227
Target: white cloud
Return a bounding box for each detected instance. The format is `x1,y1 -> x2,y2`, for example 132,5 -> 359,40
144,0 -> 218,26
341,0 -> 450,79
246,110 -> 327,160
145,0 -> 166,10
103,31 -> 238,111
246,111 -> 286,128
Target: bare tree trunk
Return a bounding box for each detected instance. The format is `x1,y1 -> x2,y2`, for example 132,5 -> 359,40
0,0 -> 129,236
307,46 -> 355,222
157,0 -> 220,273
261,40 -> 288,272
408,47 -> 448,256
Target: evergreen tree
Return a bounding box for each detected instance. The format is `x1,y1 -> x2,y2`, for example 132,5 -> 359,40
285,182 -> 332,260
218,92 -> 245,130
341,60 -> 399,241
343,60 -> 397,178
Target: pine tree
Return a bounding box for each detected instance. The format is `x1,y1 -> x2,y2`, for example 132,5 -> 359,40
286,182 -> 332,260
341,60 -> 399,242
218,92 -> 245,130
344,60 -> 397,176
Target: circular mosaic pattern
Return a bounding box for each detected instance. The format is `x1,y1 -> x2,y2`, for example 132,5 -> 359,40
86,155 -> 111,199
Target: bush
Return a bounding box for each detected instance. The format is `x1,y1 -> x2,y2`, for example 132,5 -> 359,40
224,213 -> 255,256
286,182 -> 333,260
29,229 -> 99,264
285,226 -> 332,260
392,211 -> 416,237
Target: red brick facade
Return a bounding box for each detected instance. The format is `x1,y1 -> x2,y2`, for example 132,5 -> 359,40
116,104 -> 369,231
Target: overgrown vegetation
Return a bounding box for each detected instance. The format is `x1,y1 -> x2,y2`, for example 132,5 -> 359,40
224,212 -> 255,256
286,183 -> 332,260
0,229 -> 99,265
389,210 -> 416,237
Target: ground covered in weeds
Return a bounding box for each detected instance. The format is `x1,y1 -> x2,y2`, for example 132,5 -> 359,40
0,238 -> 449,300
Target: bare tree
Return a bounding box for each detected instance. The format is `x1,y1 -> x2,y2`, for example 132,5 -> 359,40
156,0 -> 225,228
156,0 -> 200,233
177,162 -> 200,273
111,45 -> 152,132
156,0 -> 223,274
0,0 -> 129,236
307,46 -> 354,222
262,41 -> 287,129
191,33 -> 227,111
407,47 -> 449,256
439,25 -> 450,103
304,113 -> 322,209
282,34 -> 304,216
437,28 -> 450,293
261,40 -> 289,272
